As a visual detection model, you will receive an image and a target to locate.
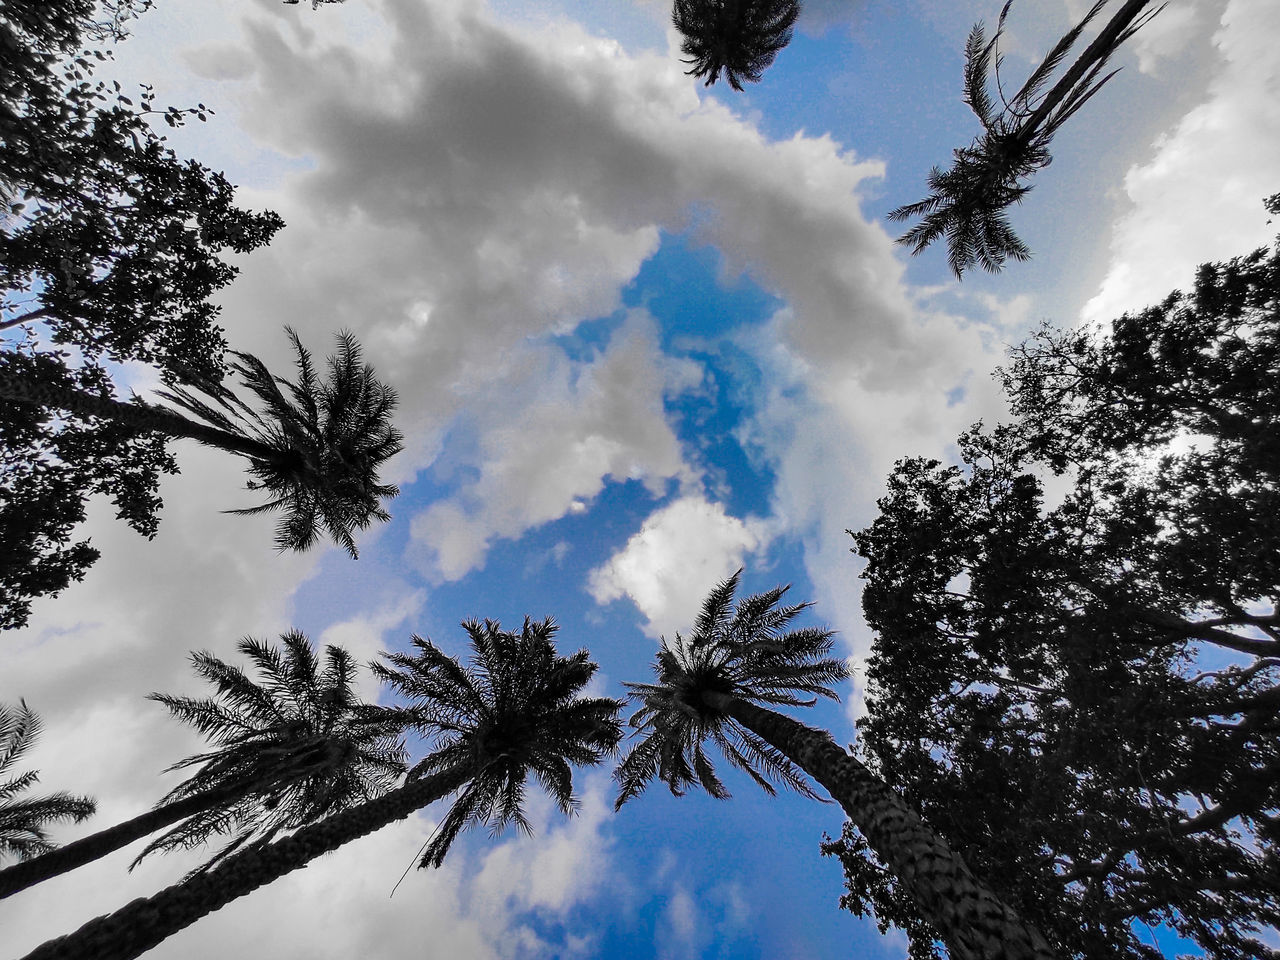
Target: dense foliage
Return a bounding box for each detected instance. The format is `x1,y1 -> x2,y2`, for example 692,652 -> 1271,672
671,0 -> 799,91
826,223 -> 1280,959
0,0 -> 282,627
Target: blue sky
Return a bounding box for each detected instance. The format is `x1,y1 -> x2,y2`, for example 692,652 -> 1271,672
4,0 -> 1279,958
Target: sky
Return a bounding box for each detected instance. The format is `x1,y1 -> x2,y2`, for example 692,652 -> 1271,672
3,0 -> 1279,957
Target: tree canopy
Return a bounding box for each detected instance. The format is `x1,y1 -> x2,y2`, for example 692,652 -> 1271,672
889,0 -> 1164,278
671,0 -> 800,91
825,218 -> 1280,959
0,0 -> 282,627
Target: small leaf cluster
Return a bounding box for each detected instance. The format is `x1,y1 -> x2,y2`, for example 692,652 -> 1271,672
891,0 -> 1164,278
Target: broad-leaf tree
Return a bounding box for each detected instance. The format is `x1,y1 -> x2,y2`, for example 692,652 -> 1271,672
615,571 -> 1055,960
0,632 -> 404,900
1,328 -> 403,558
0,701 -> 96,863
21,618 -> 623,960
827,223 -> 1280,959
890,0 -> 1163,277
0,0 -> 283,627
671,0 -> 800,91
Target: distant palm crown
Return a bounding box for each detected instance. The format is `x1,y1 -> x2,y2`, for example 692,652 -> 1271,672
672,0 -> 800,91
890,0 -> 1164,278
372,617 -> 624,867
161,327 -> 403,557
615,570 -> 847,805
144,632 -> 407,872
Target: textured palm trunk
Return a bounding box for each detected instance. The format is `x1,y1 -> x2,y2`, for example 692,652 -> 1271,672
0,745 -> 343,901
0,781 -> 247,901
0,371 -> 272,461
704,692 -> 1056,960
18,765 -> 471,960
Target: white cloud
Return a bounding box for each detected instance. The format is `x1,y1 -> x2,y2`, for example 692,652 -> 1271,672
663,886 -> 701,952
1084,0 -> 1280,325
318,588 -> 426,699
408,313 -> 701,582
172,0 -> 1010,699
471,779 -> 614,918
588,495 -> 769,638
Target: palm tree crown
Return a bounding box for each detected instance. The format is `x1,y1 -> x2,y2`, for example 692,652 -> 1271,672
17,621 -> 623,960
142,632 -> 407,872
159,327 -> 403,557
373,617 -> 624,867
615,569 -> 846,805
0,701 -> 96,863
672,0 -> 800,91
890,0 -> 1164,278
614,573 -> 1055,960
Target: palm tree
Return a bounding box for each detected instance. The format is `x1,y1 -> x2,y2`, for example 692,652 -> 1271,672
20,618 -> 623,960
614,571 -> 1056,960
890,0 -> 1164,278
0,327 -> 403,557
0,632 -> 405,900
672,0 -> 800,91
1,701 -> 96,863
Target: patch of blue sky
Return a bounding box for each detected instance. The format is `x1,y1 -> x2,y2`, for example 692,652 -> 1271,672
596,774 -> 896,960
621,230 -> 783,349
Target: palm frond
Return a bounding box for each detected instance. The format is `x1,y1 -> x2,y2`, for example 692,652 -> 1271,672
375,618 -> 622,869
615,572 -> 842,808
0,702 -> 96,863
140,633 -> 407,870
893,0 -> 1162,277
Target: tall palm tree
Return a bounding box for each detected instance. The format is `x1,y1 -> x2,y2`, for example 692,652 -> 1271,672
0,632 -> 405,900
0,701 -> 96,863
890,0 -> 1164,278
20,618 -> 623,960
614,571 -> 1056,960
672,0 -> 800,91
0,327 -> 403,557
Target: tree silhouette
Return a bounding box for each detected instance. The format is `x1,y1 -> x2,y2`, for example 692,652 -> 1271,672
0,702 -> 95,863
615,571 -> 1054,960
672,0 -> 800,91
830,221 -> 1280,959
1,328 -> 403,558
0,0 -> 283,626
890,0 -> 1164,278
21,618 -> 622,960
0,632 -> 404,900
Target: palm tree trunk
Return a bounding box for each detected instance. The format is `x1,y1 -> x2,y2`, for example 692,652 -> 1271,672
0,749 -> 339,902
703,691 -> 1057,960
0,371 -> 272,461
18,764 -> 471,960
0,781 -> 248,901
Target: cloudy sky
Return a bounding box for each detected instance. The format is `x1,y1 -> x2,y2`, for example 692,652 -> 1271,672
4,0 -> 1278,957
